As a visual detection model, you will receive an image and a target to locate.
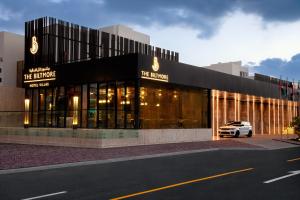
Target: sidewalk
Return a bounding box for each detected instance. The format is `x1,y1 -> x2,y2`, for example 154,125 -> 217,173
233,134 -> 299,150
0,140 -> 258,170
1,134 -> 299,171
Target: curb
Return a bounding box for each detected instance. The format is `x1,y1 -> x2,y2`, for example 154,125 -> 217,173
272,139 -> 300,146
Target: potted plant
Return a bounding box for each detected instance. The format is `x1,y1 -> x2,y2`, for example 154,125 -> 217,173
291,116 -> 300,141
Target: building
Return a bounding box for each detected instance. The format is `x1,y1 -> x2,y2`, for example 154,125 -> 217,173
205,61 -> 249,77
99,24 -> 150,45
0,32 -> 25,127
0,31 -> 24,87
3,16 -> 298,148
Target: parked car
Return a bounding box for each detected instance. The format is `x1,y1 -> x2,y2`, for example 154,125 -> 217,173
218,121 -> 252,138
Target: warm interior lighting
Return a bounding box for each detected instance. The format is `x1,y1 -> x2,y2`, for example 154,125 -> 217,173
216,90 -> 219,140
247,95 -> 249,122
277,99 -> 280,134
268,98 -> 271,135
273,99 -> 275,135
261,97 -> 264,134
212,90 -> 215,138
282,100 -> 284,132
73,96 -> 79,129
224,91 -> 227,124
156,103 -> 160,107
24,99 -> 30,128
234,93 -> 237,121
237,93 -> 240,121
252,96 -> 255,135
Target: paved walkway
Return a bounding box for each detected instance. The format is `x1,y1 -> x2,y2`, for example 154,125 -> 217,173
1,134 -> 299,171
0,140 -> 259,170
232,134 -> 299,150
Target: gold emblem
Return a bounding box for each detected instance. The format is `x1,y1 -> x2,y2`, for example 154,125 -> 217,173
30,36 -> 38,55
152,56 -> 159,72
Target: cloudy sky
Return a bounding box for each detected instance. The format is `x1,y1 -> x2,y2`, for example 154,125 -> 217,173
1,0 -> 300,81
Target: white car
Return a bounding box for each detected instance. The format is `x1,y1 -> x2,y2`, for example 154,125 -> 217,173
218,121 -> 252,138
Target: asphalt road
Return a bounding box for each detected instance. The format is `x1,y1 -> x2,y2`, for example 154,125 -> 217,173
0,147 -> 300,200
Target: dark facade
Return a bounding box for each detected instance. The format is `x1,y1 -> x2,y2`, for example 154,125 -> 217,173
23,17 -> 299,132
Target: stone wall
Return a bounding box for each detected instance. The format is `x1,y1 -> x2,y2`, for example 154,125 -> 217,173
0,127 -> 212,148
0,86 -> 25,127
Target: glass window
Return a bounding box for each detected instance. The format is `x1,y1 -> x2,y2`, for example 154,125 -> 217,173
107,83 -> 116,128
88,84 -> 97,128
55,87 -> 66,128
125,84 -> 135,128
98,83 -> 107,128
81,84 -> 88,128
116,82 -> 125,128
45,88 -> 53,127
38,89 -> 46,127
140,81 -> 209,129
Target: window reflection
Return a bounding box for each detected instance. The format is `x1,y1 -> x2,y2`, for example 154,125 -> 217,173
140,82 -> 209,128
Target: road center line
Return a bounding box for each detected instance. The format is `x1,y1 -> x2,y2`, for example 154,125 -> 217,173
287,157 -> 300,162
21,191 -> 67,200
110,168 -> 254,200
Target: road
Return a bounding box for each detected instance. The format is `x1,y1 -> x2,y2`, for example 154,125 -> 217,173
0,147 -> 299,200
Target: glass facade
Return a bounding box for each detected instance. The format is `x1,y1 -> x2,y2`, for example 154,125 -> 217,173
25,80 -> 210,129
140,81 -> 209,128
26,80 -> 137,128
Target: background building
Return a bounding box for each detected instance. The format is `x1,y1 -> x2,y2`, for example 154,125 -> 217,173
99,24 -> 150,45
0,32 -> 25,127
0,31 -> 24,87
205,61 -> 249,78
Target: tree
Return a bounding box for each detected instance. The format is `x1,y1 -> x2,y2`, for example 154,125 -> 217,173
291,116 -> 300,140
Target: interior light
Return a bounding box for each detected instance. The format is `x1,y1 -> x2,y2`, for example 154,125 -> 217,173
73,96 -> 79,129
24,99 -> 30,128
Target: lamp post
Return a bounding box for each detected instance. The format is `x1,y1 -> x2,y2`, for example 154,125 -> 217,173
73,96 -> 79,129
24,98 -> 30,128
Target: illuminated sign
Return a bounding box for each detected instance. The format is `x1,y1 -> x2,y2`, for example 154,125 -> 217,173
24,67 -> 56,87
141,57 -> 169,82
152,56 -> 159,72
30,36 -> 38,55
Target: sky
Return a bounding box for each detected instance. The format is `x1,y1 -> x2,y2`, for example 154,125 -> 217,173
1,0 -> 300,81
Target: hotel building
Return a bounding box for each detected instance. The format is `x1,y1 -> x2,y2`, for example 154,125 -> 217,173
19,17 -> 299,147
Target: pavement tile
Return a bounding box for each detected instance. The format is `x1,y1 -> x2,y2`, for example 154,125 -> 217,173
0,140 -> 259,170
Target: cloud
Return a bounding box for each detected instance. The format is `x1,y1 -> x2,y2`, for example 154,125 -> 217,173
1,0 -> 300,39
46,0 -> 69,3
252,53 -> 300,81
238,0 -> 300,23
0,3 -> 22,21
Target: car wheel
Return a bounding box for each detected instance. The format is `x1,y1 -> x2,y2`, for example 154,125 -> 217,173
247,130 -> 252,137
234,131 -> 240,138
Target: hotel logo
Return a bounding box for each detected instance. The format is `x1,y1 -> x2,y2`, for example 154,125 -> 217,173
141,56 -> 168,82
152,56 -> 159,72
30,36 -> 39,55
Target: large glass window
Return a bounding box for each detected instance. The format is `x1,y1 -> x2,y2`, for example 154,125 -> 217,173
140,81 -> 209,128
98,83 -> 107,128
88,84 -> 97,128
107,83 -> 116,128
45,88 -> 53,127
38,89 -> 46,127
125,84 -> 135,128
55,87 -> 66,128
66,86 -> 81,128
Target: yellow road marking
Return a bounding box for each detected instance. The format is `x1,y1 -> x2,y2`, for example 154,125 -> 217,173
110,168 -> 254,200
287,157 -> 300,162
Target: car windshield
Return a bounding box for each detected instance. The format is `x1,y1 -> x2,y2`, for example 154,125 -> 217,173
225,121 -> 243,126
